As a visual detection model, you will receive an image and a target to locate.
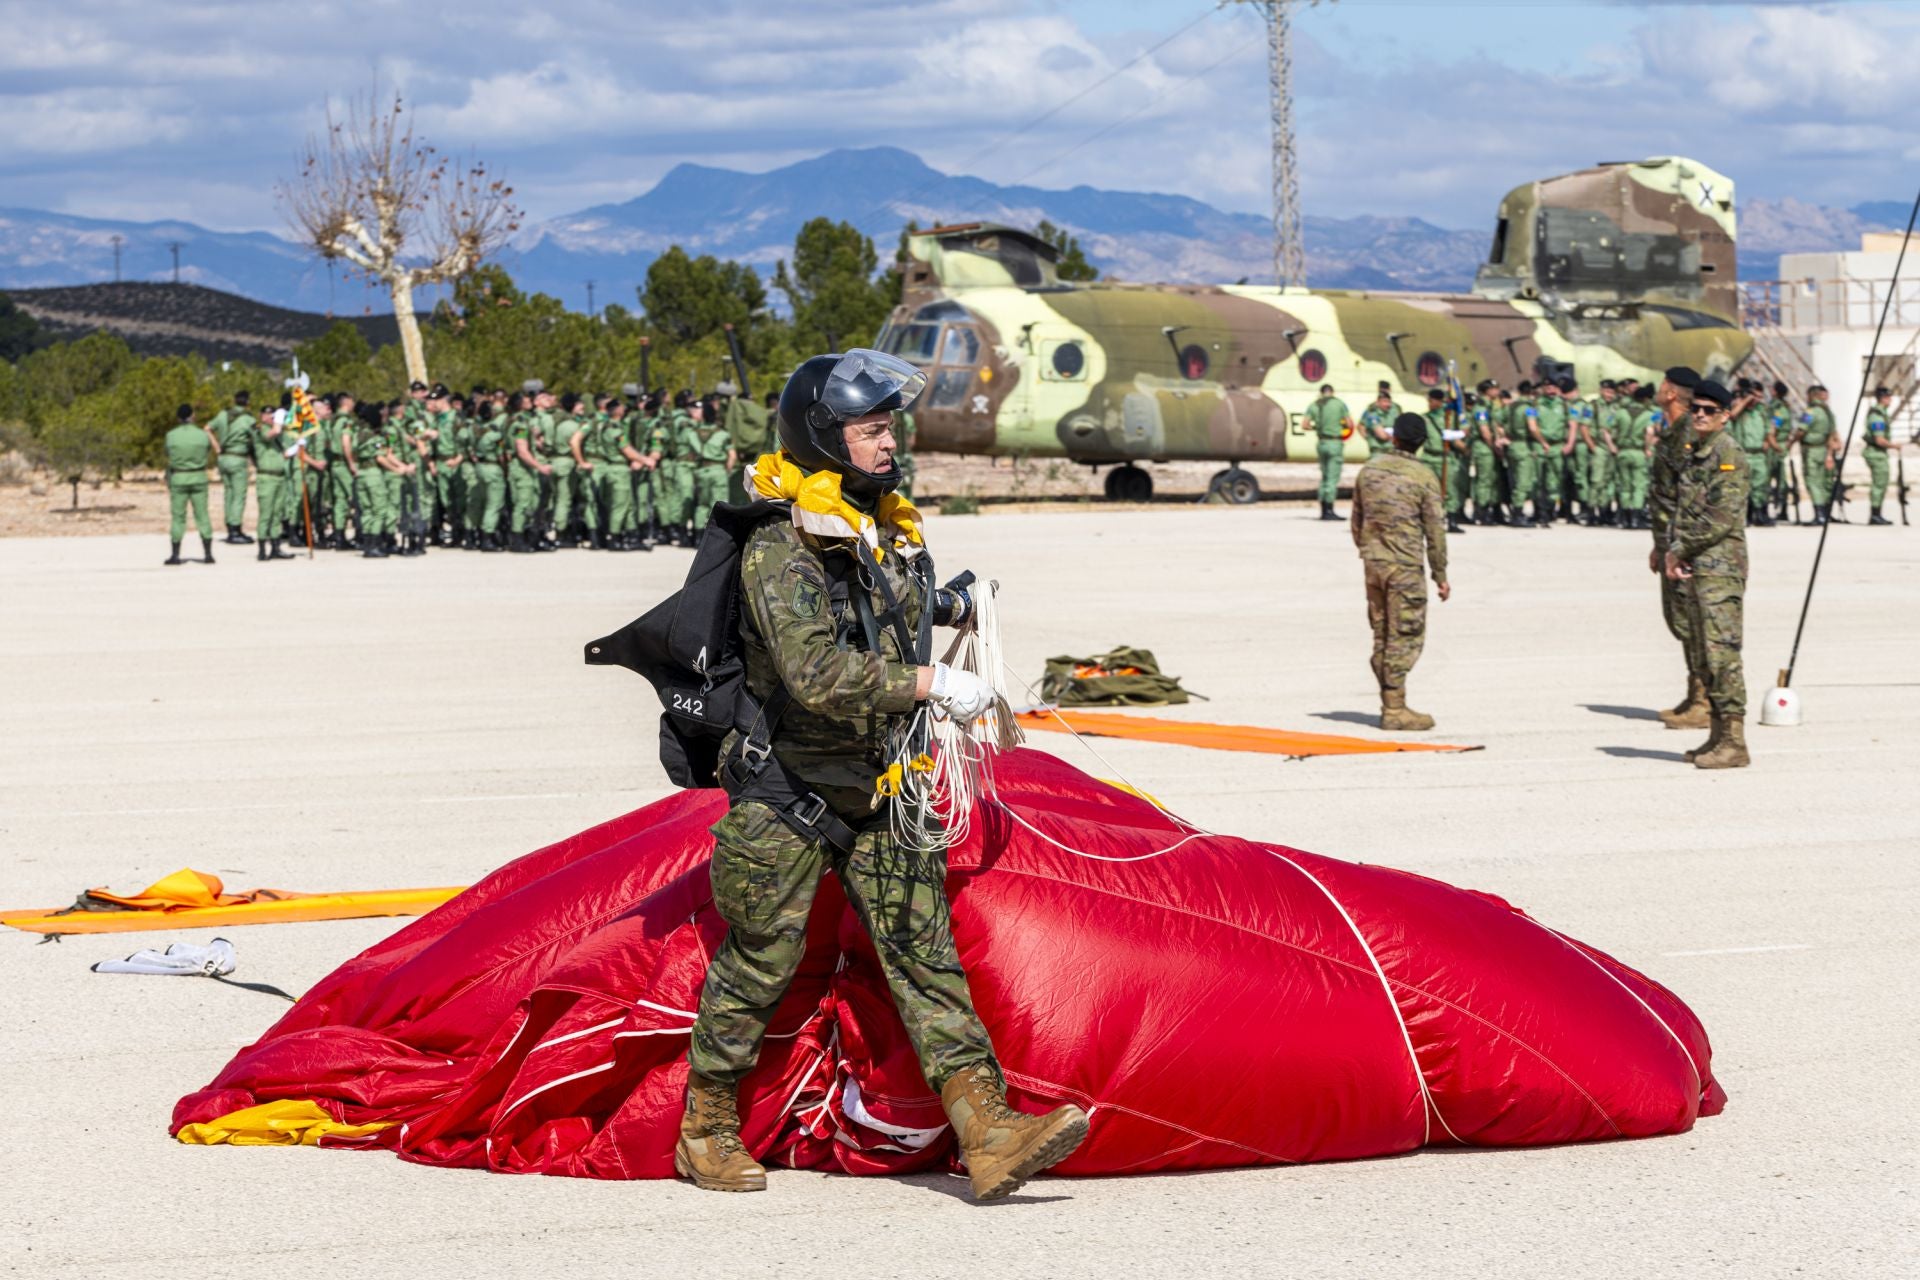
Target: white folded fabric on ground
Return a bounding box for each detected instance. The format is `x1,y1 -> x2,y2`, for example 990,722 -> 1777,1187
92,937 -> 238,977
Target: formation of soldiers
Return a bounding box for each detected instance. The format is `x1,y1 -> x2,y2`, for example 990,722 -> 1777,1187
180,377 -> 907,561
1325,375 -> 1905,533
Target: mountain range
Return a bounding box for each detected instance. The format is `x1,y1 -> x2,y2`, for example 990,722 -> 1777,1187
0,148 -> 1902,320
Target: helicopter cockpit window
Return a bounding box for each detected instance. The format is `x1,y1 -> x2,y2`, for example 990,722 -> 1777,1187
1179,344 -> 1209,380
940,326 -> 982,367
1416,353 -> 1443,386
882,322 -> 941,366
1536,208 -> 1700,293
1050,341 -> 1085,378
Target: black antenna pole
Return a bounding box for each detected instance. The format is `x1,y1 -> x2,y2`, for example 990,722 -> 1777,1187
1781,181 -> 1920,688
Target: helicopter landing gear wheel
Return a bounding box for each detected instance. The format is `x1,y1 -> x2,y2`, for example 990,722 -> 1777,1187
1103,464 -> 1153,503
1207,467 -> 1261,505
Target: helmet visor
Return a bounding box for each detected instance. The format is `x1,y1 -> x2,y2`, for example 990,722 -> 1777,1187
820,348 -> 928,421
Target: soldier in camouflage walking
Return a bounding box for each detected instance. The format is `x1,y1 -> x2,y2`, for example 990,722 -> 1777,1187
1666,378 -> 1750,769
1350,412 -> 1451,731
678,349 -> 1088,1201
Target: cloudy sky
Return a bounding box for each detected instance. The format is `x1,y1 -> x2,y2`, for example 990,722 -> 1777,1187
2,0 -> 1914,233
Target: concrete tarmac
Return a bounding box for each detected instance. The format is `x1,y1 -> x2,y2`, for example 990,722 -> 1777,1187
2,511 -> 1914,1279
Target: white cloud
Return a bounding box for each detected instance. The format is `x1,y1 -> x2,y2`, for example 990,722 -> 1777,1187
2,0 -> 1916,242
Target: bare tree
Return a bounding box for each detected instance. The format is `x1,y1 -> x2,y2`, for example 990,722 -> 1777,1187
280,90 -> 520,384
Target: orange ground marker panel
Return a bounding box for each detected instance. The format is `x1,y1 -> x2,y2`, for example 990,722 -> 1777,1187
1016,710 -> 1480,758
0,887 -> 464,935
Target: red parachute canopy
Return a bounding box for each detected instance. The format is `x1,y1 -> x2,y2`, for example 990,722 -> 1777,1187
174,749 -> 1722,1178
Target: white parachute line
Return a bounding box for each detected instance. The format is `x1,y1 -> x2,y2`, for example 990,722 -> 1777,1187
497,1059 -> 617,1124
528,1016 -> 624,1054
1532,920 -> 1705,1102
1261,848 -> 1462,1148
995,655 -> 1210,835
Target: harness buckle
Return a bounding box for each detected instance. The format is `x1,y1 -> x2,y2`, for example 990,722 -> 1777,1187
790,793 -> 829,829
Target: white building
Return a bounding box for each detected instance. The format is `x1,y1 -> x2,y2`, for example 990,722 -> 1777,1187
1760,232 -> 1919,454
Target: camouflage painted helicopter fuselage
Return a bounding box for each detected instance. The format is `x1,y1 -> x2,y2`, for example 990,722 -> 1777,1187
877,157 -> 1751,469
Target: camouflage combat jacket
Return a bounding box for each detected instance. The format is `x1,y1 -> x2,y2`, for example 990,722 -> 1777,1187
1350,452 -> 1448,584
1672,427 -> 1748,579
1648,410 -> 1692,553
737,511 -> 925,817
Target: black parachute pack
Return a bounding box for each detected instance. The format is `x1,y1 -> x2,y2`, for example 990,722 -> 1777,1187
585,499 -> 786,790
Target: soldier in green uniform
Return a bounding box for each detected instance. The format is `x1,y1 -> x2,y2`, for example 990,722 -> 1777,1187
1616,385 -> 1657,529
1468,385 -> 1500,524
162,404 -> 218,565
1595,380 -> 1635,527
1764,381 -> 1793,519
654,392 -> 699,546
1307,384 -> 1351,520
1864,385 -> 1899,525
208,391 -> 255,544
675,348 -> 1087,1201
249,408 -> 297,561
507,391 -> 553,552
1649,366 -> 1706,730
1420,389 -> 1467,534
1360,389 -> 1396,457
1535,379 -> 1573,521
1566,379 -> 1596,521
1350,412 -> 1450,731
586,398 -> 641,550
468,401 -> 509,552
1506,382 -> 1543,527
1791,384 -> 1839,523
1728,379 -> 1773,526
1667,378 -> 1750,769
634,393 -> 674,542
343,404 -> 394,558
428,387 -> 468,546
547,393 -> 592,547
686,397 -> 735,534
382,403 -> 422,553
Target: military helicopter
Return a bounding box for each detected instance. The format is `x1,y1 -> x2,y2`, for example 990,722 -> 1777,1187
874,156 -> 1752,502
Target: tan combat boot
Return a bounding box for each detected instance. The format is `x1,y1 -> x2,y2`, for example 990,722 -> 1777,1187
674,1070 -> 767,1192
1660,674 -> 1710,729
1380,688 -> 1435,732
940,1064 -> 1090,1201
1693,716 -> 1750,770
1683,713 -> 1723,764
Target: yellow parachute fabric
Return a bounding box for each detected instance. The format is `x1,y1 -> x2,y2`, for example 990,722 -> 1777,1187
175,1099 -> 392,1147
748,451 -> 922,557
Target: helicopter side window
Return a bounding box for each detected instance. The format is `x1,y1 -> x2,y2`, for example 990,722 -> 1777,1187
883,322 -> 941,366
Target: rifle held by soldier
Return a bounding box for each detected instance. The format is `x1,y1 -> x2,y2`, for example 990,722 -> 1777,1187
1900,454 -> 1910,526
1787,459 -> 1802,525
723,323 -> 753,399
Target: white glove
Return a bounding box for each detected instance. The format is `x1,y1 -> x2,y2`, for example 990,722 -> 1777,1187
928,663 -> 995,724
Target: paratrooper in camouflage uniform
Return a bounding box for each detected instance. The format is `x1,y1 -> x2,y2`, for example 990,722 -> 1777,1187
1351,412 -> 1450,731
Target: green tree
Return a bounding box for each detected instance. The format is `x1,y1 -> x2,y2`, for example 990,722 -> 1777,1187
1034,220 -> 1099,282
774,218 -> 891,352
641,247 -> 768,346
0,292 -> 43,361
292,321 -> 375,387
14,333 -> 137,429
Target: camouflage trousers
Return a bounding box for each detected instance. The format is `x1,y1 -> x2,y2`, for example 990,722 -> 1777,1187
689,799 -> 996,1093
1681,574 -> 1746,717
1660,571 -> 1700,676
1363,560 -> 1428,693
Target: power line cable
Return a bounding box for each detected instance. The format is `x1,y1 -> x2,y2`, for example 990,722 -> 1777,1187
1781,179 -> 1920,687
